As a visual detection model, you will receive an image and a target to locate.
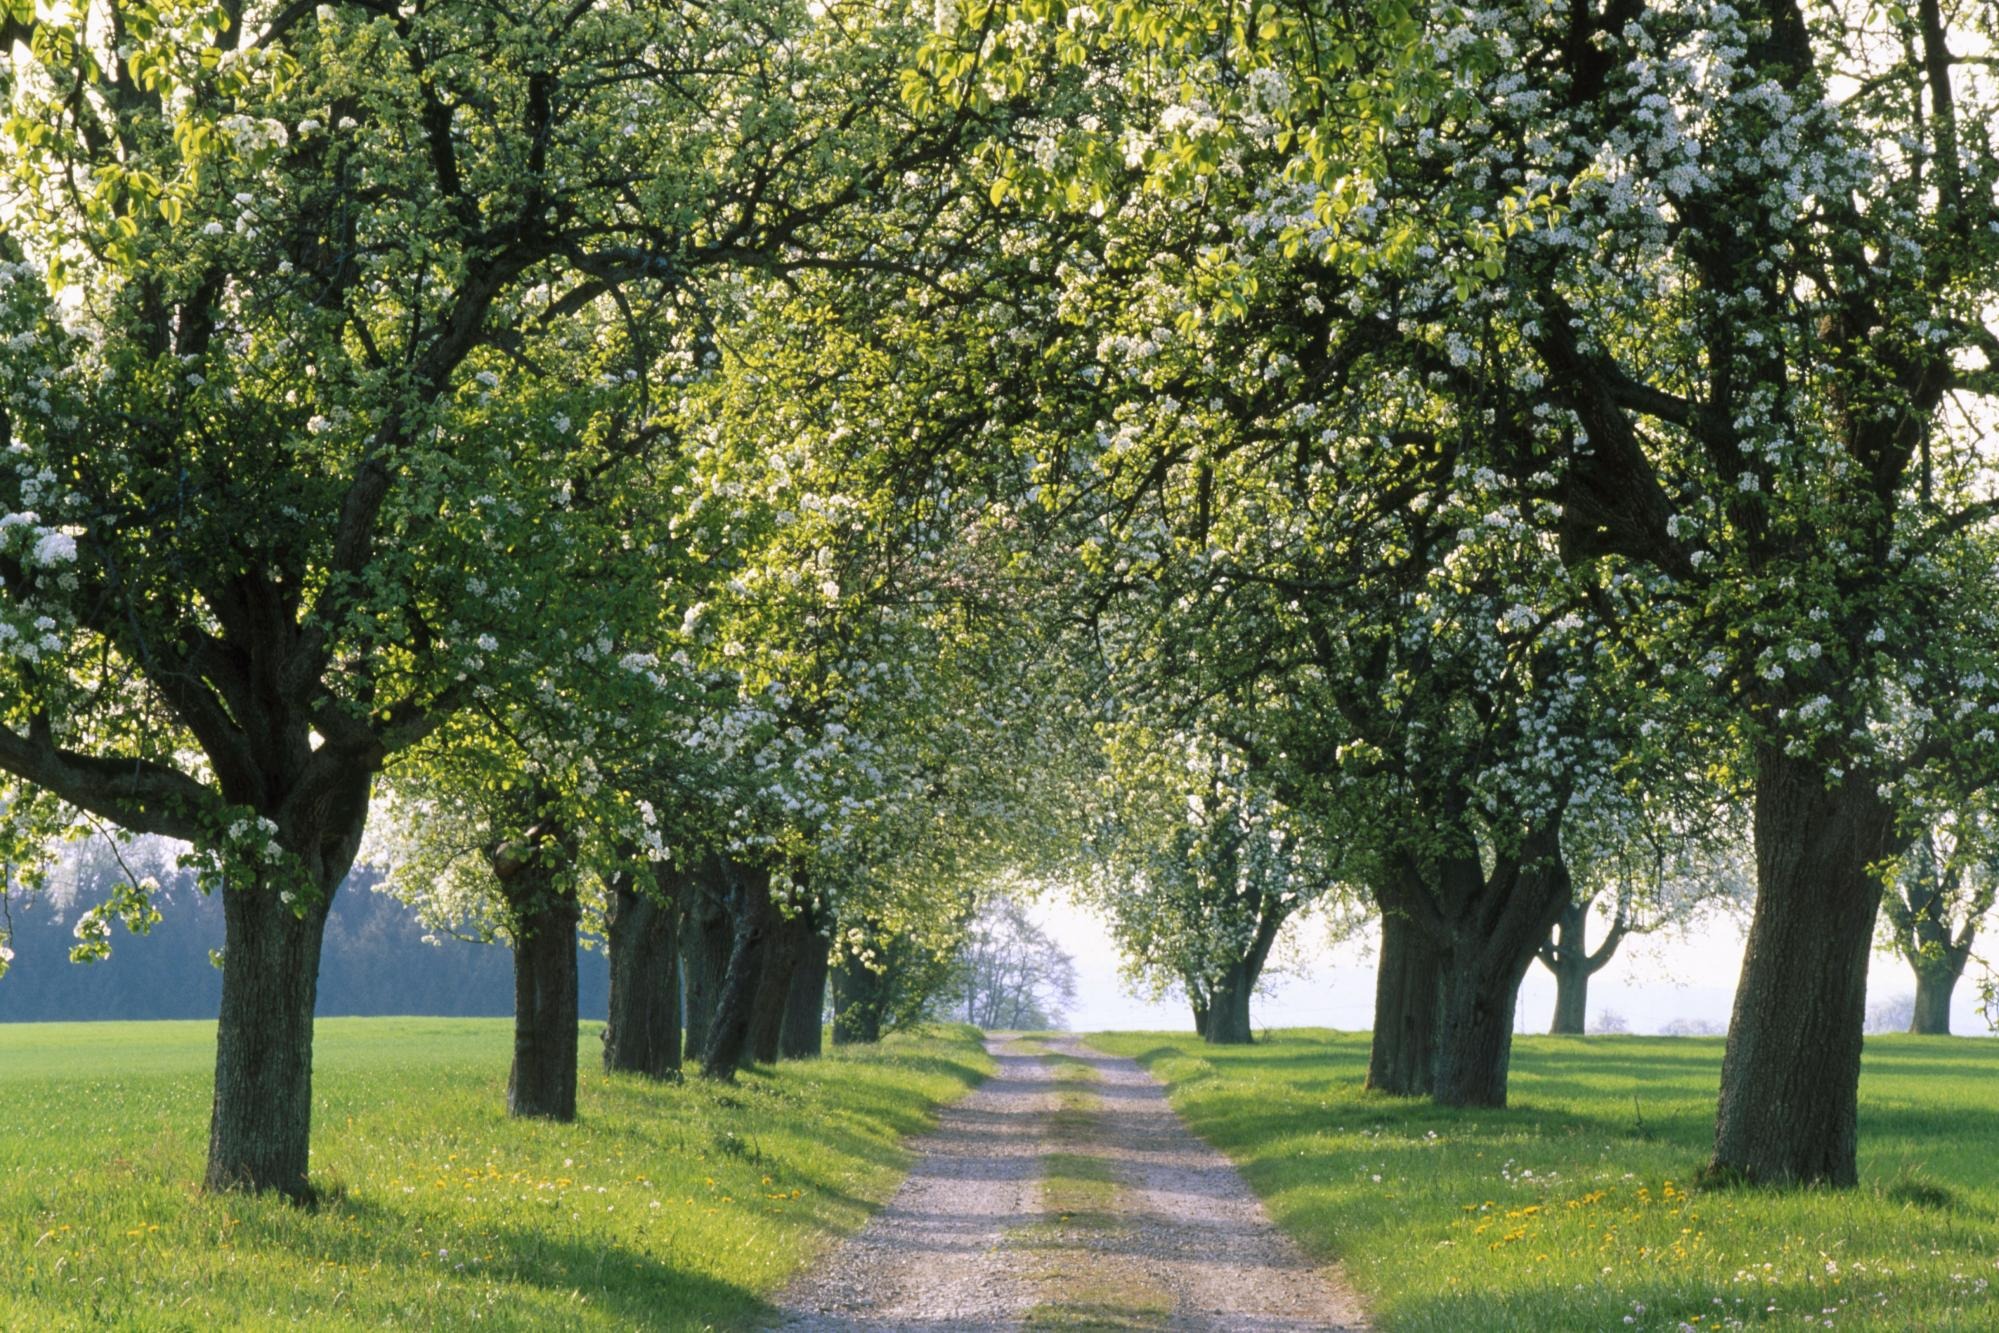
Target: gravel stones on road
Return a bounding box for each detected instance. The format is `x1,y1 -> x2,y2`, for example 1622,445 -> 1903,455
769,1035 -> 1367,1331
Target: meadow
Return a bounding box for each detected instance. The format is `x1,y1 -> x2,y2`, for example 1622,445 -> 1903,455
0,1018 -> 989,1331
1090,1030 -> 1999,1332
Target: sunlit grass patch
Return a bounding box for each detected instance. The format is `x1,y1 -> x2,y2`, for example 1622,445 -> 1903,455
0,1017 -> 989,1330
1090,1029 -> 1999,1332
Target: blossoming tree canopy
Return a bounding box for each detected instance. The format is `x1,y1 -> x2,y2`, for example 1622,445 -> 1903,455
1056,0 -> 1997,1182
0,0 -> 989,1199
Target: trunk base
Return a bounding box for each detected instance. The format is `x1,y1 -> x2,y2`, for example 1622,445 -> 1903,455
700,862 -> 773,1078
603,869 -> 681,1079
780,929 -> 830,1059
1710,752 -> 1895,1187
508,889 -> 580,1121
1909,967 -> 1959,1037
1366,910 -> 1441,1096
205,886 -> 333,1202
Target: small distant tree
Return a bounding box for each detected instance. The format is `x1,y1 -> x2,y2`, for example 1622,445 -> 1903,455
1539,812 -> 1751,1035
935,893 -> 1076,1031
1865,994 -> 1917,1036
1660,1017 -> 1727,1038
1879,813 -> 1997,1036
1081,735 -> 1337,1046
1591,1009 -> 1630,1035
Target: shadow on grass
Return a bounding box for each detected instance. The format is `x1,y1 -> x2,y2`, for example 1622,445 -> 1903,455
310,1196 -> 773,1330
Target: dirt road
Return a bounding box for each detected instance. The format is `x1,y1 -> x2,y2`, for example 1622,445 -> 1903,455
769,1035 -> 1368,1331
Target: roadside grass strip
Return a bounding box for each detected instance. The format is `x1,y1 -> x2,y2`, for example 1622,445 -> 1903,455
1,1017 -> 991,1331
1091,1029 -> 1999,1333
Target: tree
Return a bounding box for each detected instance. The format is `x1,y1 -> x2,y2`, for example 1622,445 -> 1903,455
1083,734 -> 1333,1044
996,0 -> 1999,1184
915,2 -> 1726,1107
1538,812 -> 1751,1035
0,0 -> 999,1196
1879,812 -> 1997,1036
602,848 -> 688,1078
656,206 -> 1100,1064
377,739 -> 599,1119
934,891 -> 1075,1030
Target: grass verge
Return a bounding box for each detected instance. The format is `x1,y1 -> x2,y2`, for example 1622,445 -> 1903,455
1089,1029 -> 1999,1332
1,1017 -> 990,1330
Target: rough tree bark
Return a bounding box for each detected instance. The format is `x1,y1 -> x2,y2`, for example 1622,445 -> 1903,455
205,879 -> 335,1201
681,872 -> 733,1059
603,858 -> 682,1078
204,771 -> 372,1202
831,948 -> 887,1045
493,822 -> 580,1121
780,922 -> 831,1059
1425,827 -> 1573,1109
1538,894 -> 1630,1036
748,904 -> 808,1065
1710,747 -> 1899,1186
1202,961 -> 1256,1045
1365,903 -> 1443,1097
699,860 -> 774,1078
1195,900 -> 1286,1045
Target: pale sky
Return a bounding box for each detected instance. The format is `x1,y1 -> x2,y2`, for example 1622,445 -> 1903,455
1030,891 -> 1994,1037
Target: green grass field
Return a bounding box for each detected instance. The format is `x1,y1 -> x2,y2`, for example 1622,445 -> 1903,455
1,1017 -> 990,1331
1089,1030 -> 1999,1332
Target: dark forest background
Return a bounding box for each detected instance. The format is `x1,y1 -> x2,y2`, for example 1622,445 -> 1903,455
0,865 -> 608,1022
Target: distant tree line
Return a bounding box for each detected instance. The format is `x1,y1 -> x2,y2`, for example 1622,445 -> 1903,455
0,861 -> 606,1024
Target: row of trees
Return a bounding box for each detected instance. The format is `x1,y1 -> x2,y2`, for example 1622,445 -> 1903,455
0,0 -> 1994,1205
0,0 -> 1094,1200
916,0 -> 1999,1191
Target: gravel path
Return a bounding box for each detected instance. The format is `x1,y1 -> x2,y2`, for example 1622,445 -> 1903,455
1041,1035 -> 1369,1331
770,1039 -> 1060,1330
768,1035 -> 1368,1331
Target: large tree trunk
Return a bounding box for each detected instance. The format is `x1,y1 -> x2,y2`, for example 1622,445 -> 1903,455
780,926 -> 830,1059
831,949 -> 886,1045
603,861 -> 682,1078
1203,960 -> 1255,1044
1909,956 -> 1966,1035
205,882 -> 335,1201
1365,898 -> 1442,1096
681,879 -> 732,1059
1190,998 -> 1211,1041
1549,956 -> 1589,1036
502,852 -> 580,1121
1433,955 -> 1526,1107
1910,965 -> 1959,1035
1429,832 -> 1573,1109
1544,900 -> 1592,1036
1711,748 -> 1898,1186
699,861 -> 773,1078
748,907 -> 806,1065
204,775 -> 369,1202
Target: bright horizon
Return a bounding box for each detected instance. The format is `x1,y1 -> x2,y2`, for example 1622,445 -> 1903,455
1030,891 -> 1994,1038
